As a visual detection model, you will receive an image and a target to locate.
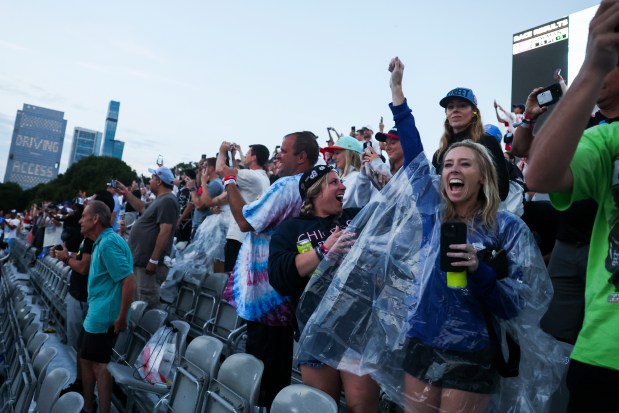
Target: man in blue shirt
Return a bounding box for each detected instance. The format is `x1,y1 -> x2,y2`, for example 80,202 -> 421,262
79,200 -> 136,413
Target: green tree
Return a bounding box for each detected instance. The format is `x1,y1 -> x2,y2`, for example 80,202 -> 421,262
0,182 -> 27,212
25,156 -> 138,204
172,161 -> 198,174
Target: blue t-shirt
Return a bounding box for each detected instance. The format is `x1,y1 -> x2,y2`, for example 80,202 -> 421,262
192,178 -> 224,228
84,228 -> 133,334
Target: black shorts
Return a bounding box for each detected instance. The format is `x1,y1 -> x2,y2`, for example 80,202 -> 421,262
80,326 -> 118,364
403,338 -> 499,394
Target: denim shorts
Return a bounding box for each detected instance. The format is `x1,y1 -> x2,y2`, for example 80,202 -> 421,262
403,338 -> 499,394
297,357 -> 324,368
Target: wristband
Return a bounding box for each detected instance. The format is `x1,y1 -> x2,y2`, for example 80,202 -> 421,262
124,189 -> 129,197
149,258 -> 159,265
520,119 -> 534,130
223,176 -> 237,188
524,113 -> 537,121
319,244 -> 329,255
314,246 -> 324,261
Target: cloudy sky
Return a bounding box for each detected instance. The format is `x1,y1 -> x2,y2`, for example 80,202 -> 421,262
0,0 -> 600,181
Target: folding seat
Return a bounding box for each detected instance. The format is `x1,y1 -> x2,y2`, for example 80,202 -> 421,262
26,333 -> 49,362
189,273 -> 228,338
173,280 -> 198,321
113,307 -> 164,365
159,335 -> 223,413
112,300 -> 148,363
108,320 -> 191,411
31,347 -> 57,401
202,353 -> 263,412
33,367 -> 70,413
270,384 -> 338,413
50,391 -> 83,413
204,298 -> 245,349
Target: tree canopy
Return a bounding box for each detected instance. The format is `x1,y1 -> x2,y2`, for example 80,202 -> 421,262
1,156 -> 138,211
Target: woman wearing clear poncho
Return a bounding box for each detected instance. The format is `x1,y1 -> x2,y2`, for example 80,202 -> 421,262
296,57 -> 566,412
268,164 -> 380,412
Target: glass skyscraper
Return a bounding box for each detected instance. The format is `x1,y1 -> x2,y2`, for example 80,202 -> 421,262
68,127 -> 102,167
112,140 -> 125,159
100,100 -> 121,158
3,104 -> 67,189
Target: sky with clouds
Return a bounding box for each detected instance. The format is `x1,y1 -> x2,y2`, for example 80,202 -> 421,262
0,0 -> 600,183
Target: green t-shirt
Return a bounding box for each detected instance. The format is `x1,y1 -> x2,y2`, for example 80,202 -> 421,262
550,122 -> 619,371
84,228 -> 134,334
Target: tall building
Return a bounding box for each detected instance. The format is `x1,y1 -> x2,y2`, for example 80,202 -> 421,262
68,127 -> 102,167
100,100 -> 121,158
4,104 -> 67,189
113,140 -> 125,159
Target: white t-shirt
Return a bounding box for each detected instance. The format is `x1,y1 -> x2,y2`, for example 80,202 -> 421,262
226,168 -> 271,242
43,216 -> 62,247
4,218 -> 19,239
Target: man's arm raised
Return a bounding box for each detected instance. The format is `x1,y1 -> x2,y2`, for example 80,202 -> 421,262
526,0 -> 619,193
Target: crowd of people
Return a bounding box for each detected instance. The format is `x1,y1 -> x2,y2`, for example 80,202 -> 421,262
3,3 -> 619,412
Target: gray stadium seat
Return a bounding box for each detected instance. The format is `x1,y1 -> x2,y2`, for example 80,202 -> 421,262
270,384 -> 338,413
109,320 -> 190,412
26,333 -> 49,360
32,347 -> 57,401
203,353 -> 264,412
22,322 -> 41,348
34,367 -> 70,413
112,300 -> 148,362
50,391 -> 84,413
132,335 -> 224,413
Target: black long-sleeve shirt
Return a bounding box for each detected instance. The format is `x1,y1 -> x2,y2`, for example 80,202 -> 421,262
268,209 -> 359,332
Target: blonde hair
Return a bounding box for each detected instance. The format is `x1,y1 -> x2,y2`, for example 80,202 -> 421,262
436,107 -> 485,165
300,173 -> 330,216
339,149 -> 361,177
440,140 -> 500,229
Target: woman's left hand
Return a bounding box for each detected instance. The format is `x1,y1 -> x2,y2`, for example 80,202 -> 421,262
447,243 -> 478,272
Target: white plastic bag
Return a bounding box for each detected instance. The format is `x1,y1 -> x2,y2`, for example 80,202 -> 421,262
134,324 -> 179,385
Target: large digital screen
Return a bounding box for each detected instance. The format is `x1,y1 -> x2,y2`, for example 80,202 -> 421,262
511,6 -> 599,131
512,18 -> 569,129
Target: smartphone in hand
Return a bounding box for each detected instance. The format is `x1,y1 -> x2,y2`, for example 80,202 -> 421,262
536,83 -> 563,107
440,221 -> 467,272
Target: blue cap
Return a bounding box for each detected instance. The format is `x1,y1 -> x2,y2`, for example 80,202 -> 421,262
439,87 -> 478,108
484,124 -> 503,142
148,166 -> 175,185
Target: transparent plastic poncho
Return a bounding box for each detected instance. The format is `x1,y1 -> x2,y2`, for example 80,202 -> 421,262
296,151 -> 568,412
173,207 -> 230,285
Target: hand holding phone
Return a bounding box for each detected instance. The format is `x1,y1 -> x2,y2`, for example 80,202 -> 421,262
440,221 -> 470,288
227,151 -> 234,168
440,221 -> 467,272
536,83 -> 563,107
